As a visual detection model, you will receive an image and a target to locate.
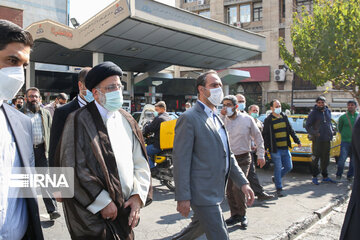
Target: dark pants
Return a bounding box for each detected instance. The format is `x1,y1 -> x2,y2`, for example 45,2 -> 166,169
34,144 -> 57,214
249,152 -> 265,196
226,153 -> 251,217
311,138 -> 331,178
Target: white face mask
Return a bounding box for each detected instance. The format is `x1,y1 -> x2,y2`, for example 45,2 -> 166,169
206,87 -> 224,106
0,66 -> 25,101
226,107 -> 235,117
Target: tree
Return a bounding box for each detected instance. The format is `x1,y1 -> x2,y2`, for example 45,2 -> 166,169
279,0 -> 360,103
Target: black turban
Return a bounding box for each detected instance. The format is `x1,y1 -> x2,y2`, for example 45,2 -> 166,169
85,61 -> 123,90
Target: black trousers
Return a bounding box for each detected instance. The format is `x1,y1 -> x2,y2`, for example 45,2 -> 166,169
249,152 -> 265,196
34,144 -> 57,213
311,138 -> 331,178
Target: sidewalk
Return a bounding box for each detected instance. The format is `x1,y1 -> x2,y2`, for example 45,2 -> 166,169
40,160 -> 351,239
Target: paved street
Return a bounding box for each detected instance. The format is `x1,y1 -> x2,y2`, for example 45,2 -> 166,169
39,159 -> 351,240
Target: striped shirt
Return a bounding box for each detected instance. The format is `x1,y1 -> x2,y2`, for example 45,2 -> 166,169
272,115 -> 288,149
25,111 -> 44,145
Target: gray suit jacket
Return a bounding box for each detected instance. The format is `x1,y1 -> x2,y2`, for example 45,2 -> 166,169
2,103 -> 44,239
173,102 -> 249,206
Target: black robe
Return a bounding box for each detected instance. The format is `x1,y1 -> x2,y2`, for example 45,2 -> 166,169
340,118 -> 360,240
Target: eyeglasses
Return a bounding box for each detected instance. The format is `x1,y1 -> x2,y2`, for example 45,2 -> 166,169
97,83 -> 124,92
28,95 -> 40,99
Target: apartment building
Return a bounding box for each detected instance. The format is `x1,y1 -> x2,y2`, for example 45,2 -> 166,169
175,0 -> 352,112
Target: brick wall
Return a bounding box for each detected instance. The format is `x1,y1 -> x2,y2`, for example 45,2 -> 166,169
0,5 -> 23,27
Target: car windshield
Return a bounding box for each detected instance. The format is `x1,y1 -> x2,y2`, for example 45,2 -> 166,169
288,117 -> 307,133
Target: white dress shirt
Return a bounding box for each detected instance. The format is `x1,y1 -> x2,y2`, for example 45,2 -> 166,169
0,107 -> 28,240
87,101 -> 150,214
197,100 -> 229,173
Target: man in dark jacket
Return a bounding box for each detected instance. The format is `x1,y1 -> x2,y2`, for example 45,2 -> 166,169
143,101 -> 171,170
340,116 -> 360,240
263,99 -> 301,197
305,96 -> 336,185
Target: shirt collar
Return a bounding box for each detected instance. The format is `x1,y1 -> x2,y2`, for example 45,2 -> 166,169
77,94 -> 87,107
94,100 -> 115,123
197,100 -> 217,118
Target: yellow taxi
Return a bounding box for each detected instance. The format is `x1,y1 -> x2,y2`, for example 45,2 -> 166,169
288,114 -> 341,162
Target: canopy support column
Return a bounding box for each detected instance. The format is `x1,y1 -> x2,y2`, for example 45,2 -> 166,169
92,52 -> 104,66
25,61 -> 35,89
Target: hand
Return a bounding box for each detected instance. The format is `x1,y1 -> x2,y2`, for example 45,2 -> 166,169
177,200 -> 191,217
124,194 -> 142,229
241,184 -> 255,207
53,191 -> 63,202
257,158 -> 265,168
101,201 -> 117,221
220,107 -> 226,116
298,144 -> 302,147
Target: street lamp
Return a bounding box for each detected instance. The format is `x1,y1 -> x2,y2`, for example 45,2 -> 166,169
70,18 -> 80,28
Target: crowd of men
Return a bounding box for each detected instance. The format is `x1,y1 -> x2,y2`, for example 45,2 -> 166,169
1,19 -> 359,240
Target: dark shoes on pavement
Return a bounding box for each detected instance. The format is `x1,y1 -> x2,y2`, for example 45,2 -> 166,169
49,211 -> 61,220
257,192 -> 275,201
275,188 -> 285,198
322,177 -> 337,183
225,215 -> 248,228
312,177 -> 319,185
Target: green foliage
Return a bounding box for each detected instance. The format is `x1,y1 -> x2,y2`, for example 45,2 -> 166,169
279,0 -> 360,102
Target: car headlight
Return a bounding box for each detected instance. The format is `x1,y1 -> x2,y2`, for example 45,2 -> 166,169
292,146 -> 312,152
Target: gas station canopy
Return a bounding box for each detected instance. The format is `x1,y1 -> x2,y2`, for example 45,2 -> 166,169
26,0 -> 266,73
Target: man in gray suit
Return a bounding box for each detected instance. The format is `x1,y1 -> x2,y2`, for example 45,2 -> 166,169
172,70 -> 254,240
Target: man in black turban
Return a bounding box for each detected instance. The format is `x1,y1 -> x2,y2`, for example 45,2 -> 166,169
58,61 -> 151,239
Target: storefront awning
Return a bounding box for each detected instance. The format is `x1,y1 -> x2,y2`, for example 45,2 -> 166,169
234,66 -> 270,82
26,0 -> 266,73
218,69 -> 250,85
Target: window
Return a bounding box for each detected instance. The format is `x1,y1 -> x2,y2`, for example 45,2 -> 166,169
240,4 -> 251,23
199,10 -> 210,18
227,6 -> 237,25
253,2 -> 262,21
184,0 -> 196,3
296,0 -> 313,13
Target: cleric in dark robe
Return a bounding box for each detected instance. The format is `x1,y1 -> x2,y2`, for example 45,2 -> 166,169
58,62 -> 151,239
340,117 -> 360,240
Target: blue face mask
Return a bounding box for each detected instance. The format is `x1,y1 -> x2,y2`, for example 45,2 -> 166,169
237,103 -> 245,111
100,90 -> 123,112
274,107 -> 282,115
251,113 -> 259,119
153,111 -> 158,117
83,89 -> 94,102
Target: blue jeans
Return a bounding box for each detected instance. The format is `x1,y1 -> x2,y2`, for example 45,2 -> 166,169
146,144 -> 161,169
336,142 -> 354,178
271,149 -> 293,189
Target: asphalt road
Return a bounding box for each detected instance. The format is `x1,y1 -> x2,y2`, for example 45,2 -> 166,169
39,159 -> 351,240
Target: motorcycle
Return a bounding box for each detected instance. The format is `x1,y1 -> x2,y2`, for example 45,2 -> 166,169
143,119 -> 177,192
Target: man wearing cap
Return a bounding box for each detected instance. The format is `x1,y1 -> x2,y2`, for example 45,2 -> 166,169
58,61 -> 151,239
306,96 -> 336,184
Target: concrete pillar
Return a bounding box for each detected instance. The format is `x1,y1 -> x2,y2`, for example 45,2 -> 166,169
25,61 -> 35,89
149,86 -> 156,104
125,72 -> 134,98
210,0 -> 224,22
223,85 -> 229,96
92,52 -> 104,66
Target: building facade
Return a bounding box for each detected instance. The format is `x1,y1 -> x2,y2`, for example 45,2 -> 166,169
175,0 -> 353,112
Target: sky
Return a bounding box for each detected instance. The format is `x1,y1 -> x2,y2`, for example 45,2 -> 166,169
69,0 -> 175,25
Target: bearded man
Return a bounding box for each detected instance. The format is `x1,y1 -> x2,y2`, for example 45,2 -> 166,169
58,61 -> 151,239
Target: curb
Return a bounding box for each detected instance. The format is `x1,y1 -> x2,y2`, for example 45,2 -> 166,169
272,190 -> 351,240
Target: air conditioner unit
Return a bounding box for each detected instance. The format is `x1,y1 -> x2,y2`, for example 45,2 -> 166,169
233,22 -> 242,28
274,69 -> 286,81
198,0 -> 204,5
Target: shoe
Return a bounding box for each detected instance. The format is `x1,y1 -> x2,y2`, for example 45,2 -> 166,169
312,177 -> 319,185
225,215 -> 242,226
322,177 -> 337,183
276,188 -> 285,197
239,215 -> 248,228
49,211 -> 61,220
257,192 -> 275,201
347,176 -> 354,183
